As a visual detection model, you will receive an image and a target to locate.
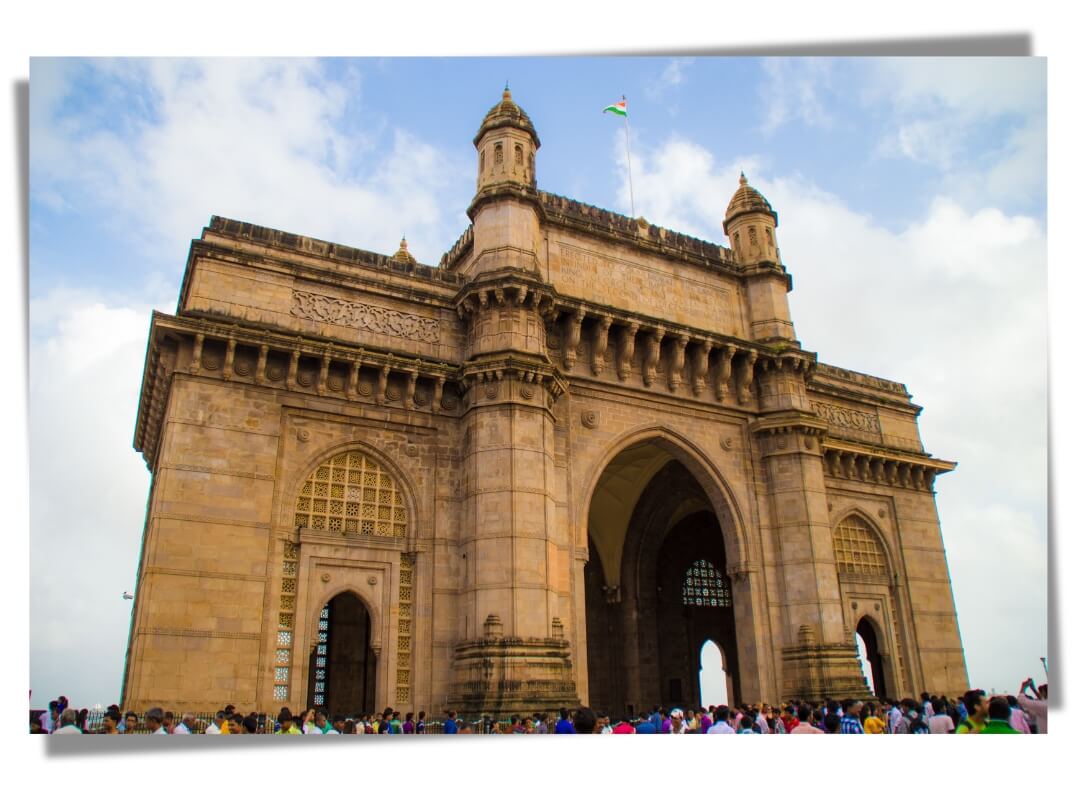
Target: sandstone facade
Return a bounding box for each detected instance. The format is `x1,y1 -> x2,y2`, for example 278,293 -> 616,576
123,89 -> 968,717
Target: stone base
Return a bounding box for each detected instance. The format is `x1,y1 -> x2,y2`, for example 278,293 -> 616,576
781,632 -> 873,702
446,635 -> 580,718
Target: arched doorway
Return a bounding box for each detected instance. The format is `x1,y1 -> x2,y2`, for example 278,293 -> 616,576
855,617 -> 887,699
584,439 -> 747,717
308,592 -> 376,716
699,640 -> 730,707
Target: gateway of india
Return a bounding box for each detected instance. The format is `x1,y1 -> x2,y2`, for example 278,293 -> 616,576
124,88 -> 968,718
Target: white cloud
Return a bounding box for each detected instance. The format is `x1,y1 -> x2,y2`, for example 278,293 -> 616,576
867,58 -> 1046,211
614,132 -> 1047,692
645,57 -> 694,101
29,289 -> 171,708
30,58 -> 472,268
759,57 -> 834,134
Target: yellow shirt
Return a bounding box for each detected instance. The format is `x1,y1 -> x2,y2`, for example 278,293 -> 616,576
864,716 -> 886,734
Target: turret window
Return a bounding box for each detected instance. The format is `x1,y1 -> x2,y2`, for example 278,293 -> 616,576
495,143 -> 504,165
748,226 -> 758,246
480,150 -> 485,173
515,143 -> 523,166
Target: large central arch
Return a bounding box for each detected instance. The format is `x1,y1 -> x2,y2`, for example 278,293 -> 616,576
582,430 -> 764,716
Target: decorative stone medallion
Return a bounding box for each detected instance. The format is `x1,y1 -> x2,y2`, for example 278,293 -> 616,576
581,410 -> 599,429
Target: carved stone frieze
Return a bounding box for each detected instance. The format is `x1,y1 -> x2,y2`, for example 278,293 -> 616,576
291,289 -> 441,344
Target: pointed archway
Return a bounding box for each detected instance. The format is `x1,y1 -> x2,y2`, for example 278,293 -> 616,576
308,591 -> 377,716
855,616 -> 888,700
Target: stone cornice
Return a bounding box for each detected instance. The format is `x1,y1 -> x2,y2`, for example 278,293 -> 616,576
822,438 -> 956,492
133,311 -> 466,470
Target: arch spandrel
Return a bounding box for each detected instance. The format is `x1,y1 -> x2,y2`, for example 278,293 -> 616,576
578,424 -> 755,577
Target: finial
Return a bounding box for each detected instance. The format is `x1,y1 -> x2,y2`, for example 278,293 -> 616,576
739,171 -> 747,185
399,236 -> 408,250
503,81 -> 511,101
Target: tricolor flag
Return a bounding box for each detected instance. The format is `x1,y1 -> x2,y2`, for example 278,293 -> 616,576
603,98 -> 627,117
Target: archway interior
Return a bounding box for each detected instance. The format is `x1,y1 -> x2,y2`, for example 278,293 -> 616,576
308,592 -> 376,716
855,617 -> 887,699
699,640 -> 729,707
585,444 -> 740,718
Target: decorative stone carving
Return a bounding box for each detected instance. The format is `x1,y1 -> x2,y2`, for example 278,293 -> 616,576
321,572 -> 331,583
669,334 -> 689,392
715,344 -> 735,402
367,575 -> 377,586
581,410 -> 599,429
520,385 -> 535,400
735,350 -> 757,405
405,444 -> 419,458
643,328 -> 665,387
617,322 -> 638,381
376,365 -> 389,405
297,428 -> 310,442
562,308 -> 585,370
290,289 -> 440,344
591,316 -> 612,375
692,341 -> 712,396
810,401 -> 882,436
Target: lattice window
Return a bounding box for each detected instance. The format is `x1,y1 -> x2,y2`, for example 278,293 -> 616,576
274,542 -> 300,702
833,515 -> 888,577
396,554 -> 414,705
311,604 -> 330,708
294,451 -> 407,538
681,559 -> 732,607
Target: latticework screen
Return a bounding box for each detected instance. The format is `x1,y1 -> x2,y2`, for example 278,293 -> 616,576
681,559 -> 732,607
294,451 -> 407,537
833,515 -> 888,577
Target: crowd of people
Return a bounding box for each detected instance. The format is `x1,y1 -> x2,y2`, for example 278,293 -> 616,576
31,679 -> 1048,735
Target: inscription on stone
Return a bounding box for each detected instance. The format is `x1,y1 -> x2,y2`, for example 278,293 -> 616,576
291,289 -> 440,344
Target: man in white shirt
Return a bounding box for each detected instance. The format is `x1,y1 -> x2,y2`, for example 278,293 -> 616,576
173,713 -> 196,734
205,711 -> 227,734
706,705 -> 735,734
927,700 -> 955,734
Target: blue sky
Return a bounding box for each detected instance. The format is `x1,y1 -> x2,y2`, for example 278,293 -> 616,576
27,56 -> 1047,709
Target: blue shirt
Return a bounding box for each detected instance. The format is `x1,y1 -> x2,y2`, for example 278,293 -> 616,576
443,719 -> 458,734
840,715 -> 864,734
635,721 -> 657,734
555,718 -> 576,734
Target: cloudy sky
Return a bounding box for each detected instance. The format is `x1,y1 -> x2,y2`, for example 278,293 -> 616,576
27,56 -> 1046,709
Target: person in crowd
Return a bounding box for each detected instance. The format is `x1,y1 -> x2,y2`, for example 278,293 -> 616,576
861,702 -> 886,734
41,700 -> 59,734
443,710 -> 459,734
668,708 -> 688,734
707,705 -> 735,734
54,709 -> 82,734
416,710 -> 426,734
957,689 -> 989,734
790,704 -> 824,734
839,700 -> 864,734
172,713 -> 196,734
205,711 -> 227,734
145,707 -> 167,735
980,697 -> 1021,734
1004,696 -> 1031,734
534,712 -> 548,734
122,711 -> 138,734
162,711 -> 176,734
821,713 -> 841,734
276,708 -> 301,735
401,712 -> 416,734
241,715 -> 260,734
1017,678 -> 1048,734
572,706 -> 598,734
555,707 -> 575,734
885,699 -> 903,734
928,699 -> 955,734
903,700 -> 929,734
634,714 -> 658,734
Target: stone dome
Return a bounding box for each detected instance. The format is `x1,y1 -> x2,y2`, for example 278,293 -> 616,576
724,172 -> 778,227
473,87 -> 541,148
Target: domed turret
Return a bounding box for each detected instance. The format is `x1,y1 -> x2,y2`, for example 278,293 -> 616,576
390,236 -> 417,265
723,172 -> 780,266
474,86 -> 540,192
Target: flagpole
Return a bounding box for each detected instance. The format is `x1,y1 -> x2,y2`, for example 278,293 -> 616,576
622,95 -> 636,217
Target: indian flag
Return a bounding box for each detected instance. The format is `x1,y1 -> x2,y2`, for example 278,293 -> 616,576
603,98 -> 627,117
